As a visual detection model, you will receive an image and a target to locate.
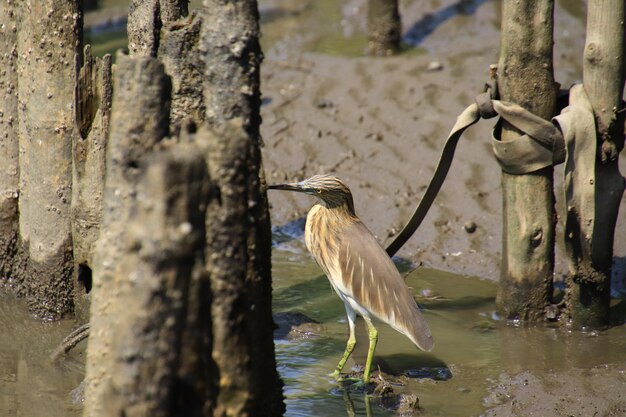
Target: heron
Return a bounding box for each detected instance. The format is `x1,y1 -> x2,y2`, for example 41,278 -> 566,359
268,174 -> 434,383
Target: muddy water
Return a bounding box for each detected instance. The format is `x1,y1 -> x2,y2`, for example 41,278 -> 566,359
272,233 -> 626,417
0,232 -> 625,416
0,292 -> 84,417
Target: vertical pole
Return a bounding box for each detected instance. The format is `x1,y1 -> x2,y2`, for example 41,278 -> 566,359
128,0 -> 188,57
72,46 -> 112,318
16,0 -> 81,319
566,0 -> 625,328
0,0 -> 19,280
367,0 -> 401,56
201,0 -> 284,414
89,147 -> 208,417
496,0 -> 557,322
159,12 -> 206,133
84,52 -> 172,417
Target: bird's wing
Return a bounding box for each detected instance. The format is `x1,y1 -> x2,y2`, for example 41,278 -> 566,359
338,221 -> 434,351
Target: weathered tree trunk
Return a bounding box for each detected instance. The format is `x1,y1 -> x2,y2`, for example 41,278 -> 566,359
128,0 -> 189,56
367,0 -> 401,56
0,0 -> 19,281
84,52 -> 172,417
566,0 -> 625,328
496,0 -> 557,322
157,12 -> 220,416
15,0 -> 81,319
92,146 -> 208,417
72,45 -> 112,319
159,12 -> 206,134
201,0 -> 284,415
84,1 -> 283,413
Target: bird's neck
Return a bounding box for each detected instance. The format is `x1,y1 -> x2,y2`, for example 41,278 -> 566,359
305,203 -> 358,269
315,200 -> 356,219
306,203 -> 358,241
317,196 -> 356,216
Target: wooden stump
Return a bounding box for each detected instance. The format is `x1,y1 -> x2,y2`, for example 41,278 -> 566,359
15,0 -> 82,319
496,0 -> 557,322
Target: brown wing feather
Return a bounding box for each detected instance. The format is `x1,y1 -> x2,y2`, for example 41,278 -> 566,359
339,221 -> 434,351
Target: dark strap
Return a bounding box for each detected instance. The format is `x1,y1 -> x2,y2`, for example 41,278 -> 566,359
385,103 -> 481,257
385,90 -> 566,257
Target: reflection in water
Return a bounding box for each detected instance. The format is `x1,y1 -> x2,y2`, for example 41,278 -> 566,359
343,389 -> 373,417
273,238 -> 626,417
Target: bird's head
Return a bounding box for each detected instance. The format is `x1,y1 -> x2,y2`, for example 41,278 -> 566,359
268,174 -> 355,212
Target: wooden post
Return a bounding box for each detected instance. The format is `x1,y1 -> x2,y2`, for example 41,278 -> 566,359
201,0 -> 284,414
566,0 -> 625,328
84,52 -> 172,417
0,0 -> 19,280
15,0 -> 81,319
128,0 -> 188,57
88,146 -> 209,417
496,0 -> 557,322
159,12 -> 206,133
367,0 -> 401,56
72,45 -> 112,318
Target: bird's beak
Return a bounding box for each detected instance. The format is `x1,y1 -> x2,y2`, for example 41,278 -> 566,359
267,182 -> 305,193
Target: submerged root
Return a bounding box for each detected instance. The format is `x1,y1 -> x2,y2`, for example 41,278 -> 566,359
50,323 -> 90,362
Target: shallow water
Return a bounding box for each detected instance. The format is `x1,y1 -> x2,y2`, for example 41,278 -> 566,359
0,292 -> 84,417
0,232 -> 625,416
272,234 -> 626,417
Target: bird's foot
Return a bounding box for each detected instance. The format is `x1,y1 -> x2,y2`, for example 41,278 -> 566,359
331,372 -> 375,393
336,375 -> 362,383
341,378 -> 375,394
329,370 -> 360,383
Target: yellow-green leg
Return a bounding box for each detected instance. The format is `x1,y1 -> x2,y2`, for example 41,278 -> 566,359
362,317 -> 378,383
331,305 -> 357,379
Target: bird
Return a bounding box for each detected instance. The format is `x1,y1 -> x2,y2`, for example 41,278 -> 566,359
268,174 -> 433,383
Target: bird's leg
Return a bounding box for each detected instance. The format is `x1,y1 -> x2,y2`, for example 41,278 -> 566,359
331,307 -> 357,379
332,333 -> 356,378
362,317 -> 378,383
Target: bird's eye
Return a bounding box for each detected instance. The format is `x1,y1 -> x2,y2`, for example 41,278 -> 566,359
315,189 -> 322,194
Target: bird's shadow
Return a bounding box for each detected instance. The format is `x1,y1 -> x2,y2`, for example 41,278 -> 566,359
374,352 -> 451,381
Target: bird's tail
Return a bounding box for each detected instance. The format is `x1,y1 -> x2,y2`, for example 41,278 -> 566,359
384,298 -> 434,352
402,304 -> 434,351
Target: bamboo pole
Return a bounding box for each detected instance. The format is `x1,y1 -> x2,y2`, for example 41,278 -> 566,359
566,0 -> 625,328
496,0 -> 557,322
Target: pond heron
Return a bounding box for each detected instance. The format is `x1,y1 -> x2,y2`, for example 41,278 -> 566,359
268,175 -> 433,383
